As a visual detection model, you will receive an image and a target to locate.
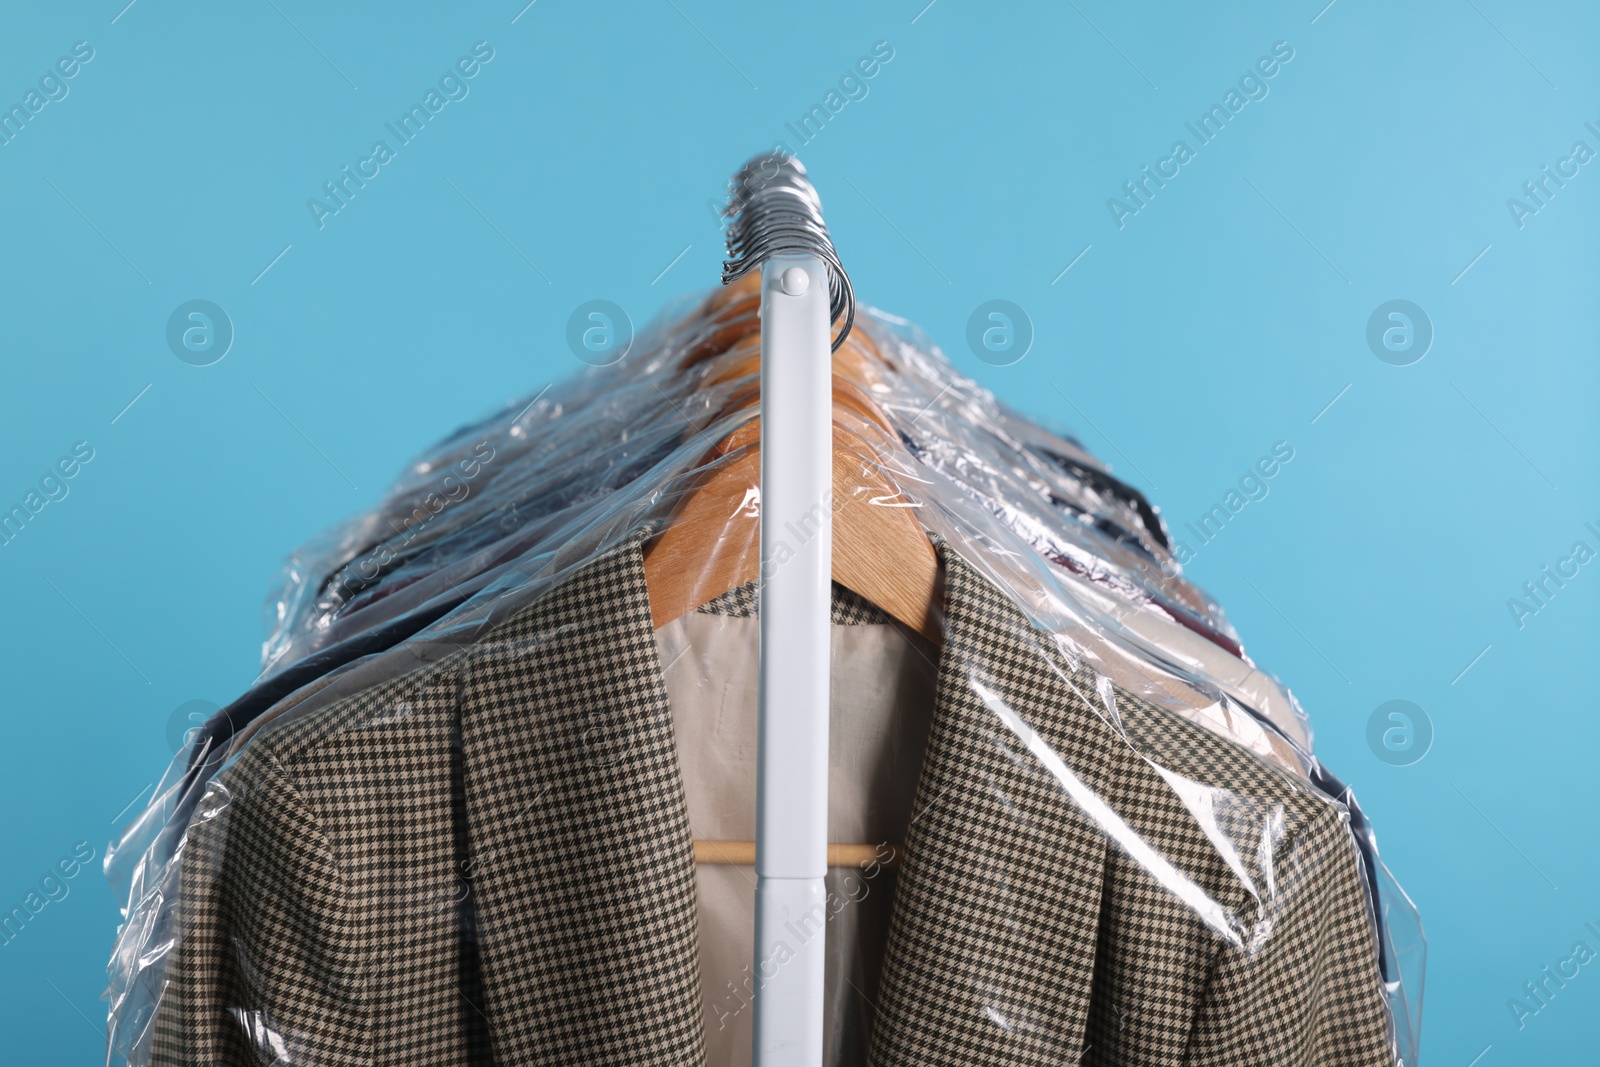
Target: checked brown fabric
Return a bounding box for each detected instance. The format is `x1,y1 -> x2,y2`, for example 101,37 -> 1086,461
869,545 -> 1393,1066
149,537 -> 1393,1066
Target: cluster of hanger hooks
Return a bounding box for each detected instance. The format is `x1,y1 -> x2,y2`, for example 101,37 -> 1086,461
721,152 -> 857,351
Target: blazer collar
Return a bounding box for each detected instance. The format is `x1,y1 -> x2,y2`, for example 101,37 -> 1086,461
456,532 -> 1118,1064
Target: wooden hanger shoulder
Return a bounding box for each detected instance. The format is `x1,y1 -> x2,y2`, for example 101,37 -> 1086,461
642,420 -> 941,642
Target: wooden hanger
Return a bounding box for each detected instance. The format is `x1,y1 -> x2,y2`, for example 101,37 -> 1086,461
695,841 -> 901,870
643,281 -> 941,867
677,274 -> 902,392
641,291 -> 943,641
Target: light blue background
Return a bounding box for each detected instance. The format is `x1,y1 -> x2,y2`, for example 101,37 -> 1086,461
1,1 -> 1595,1061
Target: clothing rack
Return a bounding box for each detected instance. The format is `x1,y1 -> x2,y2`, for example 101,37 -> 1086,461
722,154 -> 856,1067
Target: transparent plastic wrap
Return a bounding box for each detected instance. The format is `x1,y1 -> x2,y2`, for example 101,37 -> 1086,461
106,273 -> 1422,1066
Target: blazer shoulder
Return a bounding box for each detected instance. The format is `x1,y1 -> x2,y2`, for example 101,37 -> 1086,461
1111,682 -> 1331,836
1115,683 -> 1349,916
246,651 -> 468,771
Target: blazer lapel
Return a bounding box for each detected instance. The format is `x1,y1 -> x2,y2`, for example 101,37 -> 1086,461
871,542 -> 1111,1065
459,537 -> 707,1066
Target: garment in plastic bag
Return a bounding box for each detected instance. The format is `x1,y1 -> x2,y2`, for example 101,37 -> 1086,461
105,275 -> 1422,1066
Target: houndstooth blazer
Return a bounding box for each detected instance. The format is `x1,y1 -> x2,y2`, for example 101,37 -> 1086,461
149,537 -> 1394,1066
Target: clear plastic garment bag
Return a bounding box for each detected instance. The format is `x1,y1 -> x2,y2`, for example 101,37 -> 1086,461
105,155 -> 1422,1067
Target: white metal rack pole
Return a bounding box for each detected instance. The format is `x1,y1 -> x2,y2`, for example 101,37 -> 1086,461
752,253 -> 833,1067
